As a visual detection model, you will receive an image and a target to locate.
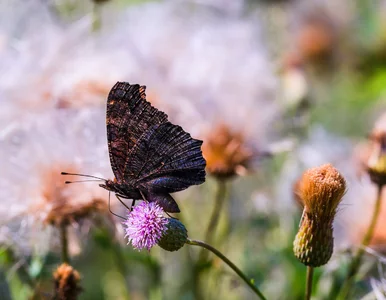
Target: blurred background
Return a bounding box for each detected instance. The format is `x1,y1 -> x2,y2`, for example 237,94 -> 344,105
1,0 -> 386,299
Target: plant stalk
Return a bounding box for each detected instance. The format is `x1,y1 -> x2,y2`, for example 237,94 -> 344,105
92,3 -> 101,32
338,183 -> 383,299
187,238 -> 266,300
60,224 -> 69,264
198,179 -> 227,262
305,266 -> 314,300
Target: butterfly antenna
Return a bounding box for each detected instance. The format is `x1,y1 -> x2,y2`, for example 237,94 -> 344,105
61,172 -> 106,181
108,192 -> 125,220
64,180 -> 103,184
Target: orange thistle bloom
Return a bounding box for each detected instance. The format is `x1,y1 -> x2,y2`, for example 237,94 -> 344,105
294,164 -> 346,267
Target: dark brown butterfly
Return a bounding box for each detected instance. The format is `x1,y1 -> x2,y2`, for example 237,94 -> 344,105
98,82 -> 206,213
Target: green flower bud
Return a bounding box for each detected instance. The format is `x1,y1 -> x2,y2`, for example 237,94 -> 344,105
158,218 -> 188,252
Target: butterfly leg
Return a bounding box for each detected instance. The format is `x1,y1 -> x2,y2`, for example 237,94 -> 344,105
139,190 -> 148,201
108,192 -> 125,220
115,194 -> 132,211
130,199 -> 136,211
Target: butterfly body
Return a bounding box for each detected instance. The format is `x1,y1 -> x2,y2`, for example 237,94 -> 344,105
99,179 -> 141,200
101,82 -> 206,213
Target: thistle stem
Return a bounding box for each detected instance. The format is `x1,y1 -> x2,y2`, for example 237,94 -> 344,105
92,3 -> 101,32
305,266 -> 314,300
187,238 -> 266,300
60,225 -> 69,264
198,179 -> 227,262
338,183 -> 383,299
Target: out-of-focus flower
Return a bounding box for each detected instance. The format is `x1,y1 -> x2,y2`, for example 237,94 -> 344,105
123,202 -> 168,251
293,164 -> 346,267
0,7 -> 136,117
132,8 -> 280,178
35,165 -> 108,227
0,109 -> 119,256
357,113 -> 386,186
202,124 -> 270,178
296,13 -> 336,63
53,263 -> 82,300
344,112 -> 386,247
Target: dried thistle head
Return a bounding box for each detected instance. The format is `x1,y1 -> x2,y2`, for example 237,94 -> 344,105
35,165 -> 108,227
53,263 -> 82,300
366,115 -> 386,186
202,124 -> 267,179
294,164 -> 346,267
297,163 -> 346,219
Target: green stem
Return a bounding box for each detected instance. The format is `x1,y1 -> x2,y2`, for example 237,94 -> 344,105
187,238 -> 266,300
60,225 -> 69,264
338,184 -> 383,299
92,3 -> 101,32
305,266 -> 314,300
198,179 -> 227,262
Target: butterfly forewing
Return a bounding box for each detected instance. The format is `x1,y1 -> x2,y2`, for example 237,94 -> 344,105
124,122 -> 206,192
106,82 -> 168,182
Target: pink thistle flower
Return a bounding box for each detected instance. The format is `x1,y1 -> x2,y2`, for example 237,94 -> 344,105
123,202 -> 168,251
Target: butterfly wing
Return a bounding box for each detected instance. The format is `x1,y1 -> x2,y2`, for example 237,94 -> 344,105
141,190 -> 180,213
106,82 -> 168,182
124,122 -> 206,193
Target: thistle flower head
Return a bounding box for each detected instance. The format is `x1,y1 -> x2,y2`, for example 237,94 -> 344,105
294,163 -> 346,267
123,202 -> 168,251
53,263 -> 82,300
297,163 -> 346,221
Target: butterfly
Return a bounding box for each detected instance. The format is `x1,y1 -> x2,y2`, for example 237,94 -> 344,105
98,82 -> 206,213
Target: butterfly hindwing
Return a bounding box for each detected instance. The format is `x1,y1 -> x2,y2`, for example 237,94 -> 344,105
140,190 -> 180,213
106,82 -> 168,182
124,122 -> 206,193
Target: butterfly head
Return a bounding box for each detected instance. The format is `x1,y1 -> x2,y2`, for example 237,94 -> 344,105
99,179 -> 117,192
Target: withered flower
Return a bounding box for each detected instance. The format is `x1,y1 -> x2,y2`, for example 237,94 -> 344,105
293,164 -> 346,267
202,124 -> 269,179
366,118 -> 386,186
53,263 -> 82,300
